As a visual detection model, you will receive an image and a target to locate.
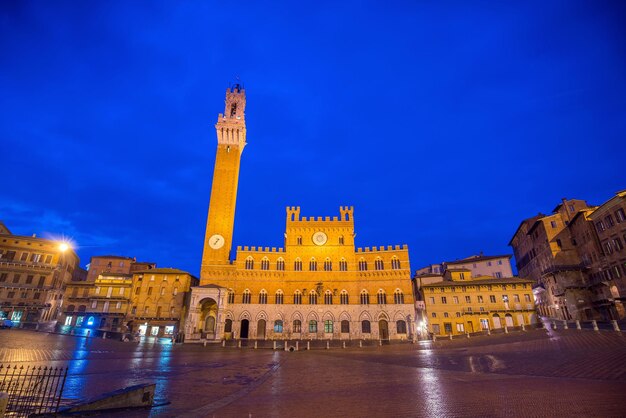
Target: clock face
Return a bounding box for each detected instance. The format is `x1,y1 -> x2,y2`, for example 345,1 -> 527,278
209,234 -> 225,250
312,231 -> 328,246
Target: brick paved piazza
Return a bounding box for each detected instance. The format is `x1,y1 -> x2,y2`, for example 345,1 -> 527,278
1,329 -> 625,417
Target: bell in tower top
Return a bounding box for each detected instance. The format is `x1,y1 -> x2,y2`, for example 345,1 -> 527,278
223,83 -> 246,121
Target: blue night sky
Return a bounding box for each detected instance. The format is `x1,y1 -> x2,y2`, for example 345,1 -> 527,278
1,1 -> 625,275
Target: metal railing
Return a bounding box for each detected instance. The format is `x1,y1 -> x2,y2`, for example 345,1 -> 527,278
0,364 -> 68,417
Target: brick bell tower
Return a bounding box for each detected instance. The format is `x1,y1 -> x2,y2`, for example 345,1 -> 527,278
200,84 -> 246,280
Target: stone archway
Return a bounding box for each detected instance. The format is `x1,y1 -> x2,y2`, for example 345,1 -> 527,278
240,319 -> 250,339
379,319 -> 389,340
199,298 -> 218,339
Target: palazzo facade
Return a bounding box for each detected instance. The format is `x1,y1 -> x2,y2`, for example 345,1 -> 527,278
184,86 -> 415,342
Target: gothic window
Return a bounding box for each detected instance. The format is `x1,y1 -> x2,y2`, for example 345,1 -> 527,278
309,320 -> 318,333
361,320 -> 371,333
294,258 -> 302,271
293,290 -> 302,305
259,289 -> 268,304
324,290 -> 333,305
297,236 -> 302,245
377,289 -> 387,305
324,320 -> 333,333
341,320 -> 350,333
339,235 -> 344,245
245,257 -> 254,270
375,258 -> 384,270
224,319 -> 233,333
277,258 -> 285,271
274,320 -> 283,333
340,290 -> 349,305
360,290 -> 370,305
391,257 -> 401,270
261,258 -> 270,270
394,289 -> 404,304
230,103 -> 237,117
309,259 -> 317,271
396,320 -> 407,334
358,259 -> 368,271
228,290 -> 235,304
275,290 -> 284,304
293,319 -> 302,333
339,259 -> 348,271
242,289 -> 251,304
309,291 -> 318,305
324,258 -> 332,271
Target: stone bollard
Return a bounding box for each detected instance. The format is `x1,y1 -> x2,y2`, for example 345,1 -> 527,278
203,340 -> 207,347
342,341 -> 346,349
552,321 -> 557,330
285,341 -> 288,351
487,328 -> 491,336
296,341 -> 299,351
563,321 -> 569,330
102,332 -> 107,339
449,333 -> 453,340
521,323 -> 526,332
359,340 -> 363,348
86,330 -> 90,337
238,340 -> 242,348
222,340 -> 226,347
543,321 -> 548,330
504,326 -> 509,334
327,341 -> 330,349
433,334 -> 437,342
612,320 -> 620,332
35,323 -> 39,331
379,339 -> 382,346
592,320 -> 599,331
576,320 -> 581,330
307,341 -> 310,350
466,332 -> 470,339
273,341 -> 276,350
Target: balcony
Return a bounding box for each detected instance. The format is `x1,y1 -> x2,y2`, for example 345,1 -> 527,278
0,259 -> 56,271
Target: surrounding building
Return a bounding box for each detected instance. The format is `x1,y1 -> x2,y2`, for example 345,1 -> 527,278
184,85 -> 416,342
509,192 -> 626,321
85,255 -> 155,282
0,222 -> 83,325
129,268 -> 198,338
416,254 -> 514,279
421,269 -> 536,336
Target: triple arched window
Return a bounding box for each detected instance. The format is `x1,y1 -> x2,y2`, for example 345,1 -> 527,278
394,289 -> 404,304
275,290 -> 284,304
339,259 -> 348,271
293,290 -> 302,305
245,257 -> 254,270
324,259 -> 332,271
377,289 -> 387,305
358,259 -> 368,271
227,290 -> 235,304
259,289 -> 268,304
309,258 -> 317,271
324,290 -> 333,305
360,290 -> 370,305
340,290 -> 349,305
294,258 -> 302,271
277,258 -> 285,271
391,257 -> 401,270
242,289 -> 251,304
375,258 -> 384,270
309,291 -> 318,305
261,258 -> 269,270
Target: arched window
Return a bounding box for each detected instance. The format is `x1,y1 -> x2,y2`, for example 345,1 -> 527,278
309,258 -> 317,271
391,257 -> 401,270
358,259 -> 368,271
261,258 -> 270,270
294,258 -> 302,271
339,235 -> 344,245
274,320 -> 283,333
309,320 -> 318,333
361,320 -> 371,333
67,305 -> 75,312
293,319 -> 302,333
396,320 -> 407,334
324,258 -> 332,271
230,102 -> 237,117
224,318 -> 233,333
309,291 -> 318,305
377,289 -> 387,305
339,258 -> 348,271
394,289 -> 404,304
227,290 -> 235,304
242,289 -> 251,304
293,290 -> 302,305
297,236 -> 302,245
341,320 -> 350,333
360,290 -> 370,305
340,290 -> 349,305
324,290 -> 333,305
375,258 -> 384,270
259,289 -> 268,304
324,320 -> 333,333
78,305 -> 86,313
431,312 -> 437,318
245,257 -> 254,270
275,290 -> 284,304
277,258 -> 285,271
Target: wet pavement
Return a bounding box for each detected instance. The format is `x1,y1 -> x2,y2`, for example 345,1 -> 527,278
0,328 -> 625,417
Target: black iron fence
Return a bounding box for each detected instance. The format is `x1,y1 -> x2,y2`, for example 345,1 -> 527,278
0,364 -> 68,417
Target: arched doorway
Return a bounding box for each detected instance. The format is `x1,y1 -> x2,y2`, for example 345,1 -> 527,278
492,314 -> 501,329
505,314 -> 514,327
199,298 -> 218,339
240,319 -> 249,339
378,319 -> 389,340
257,319 -> 266,339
